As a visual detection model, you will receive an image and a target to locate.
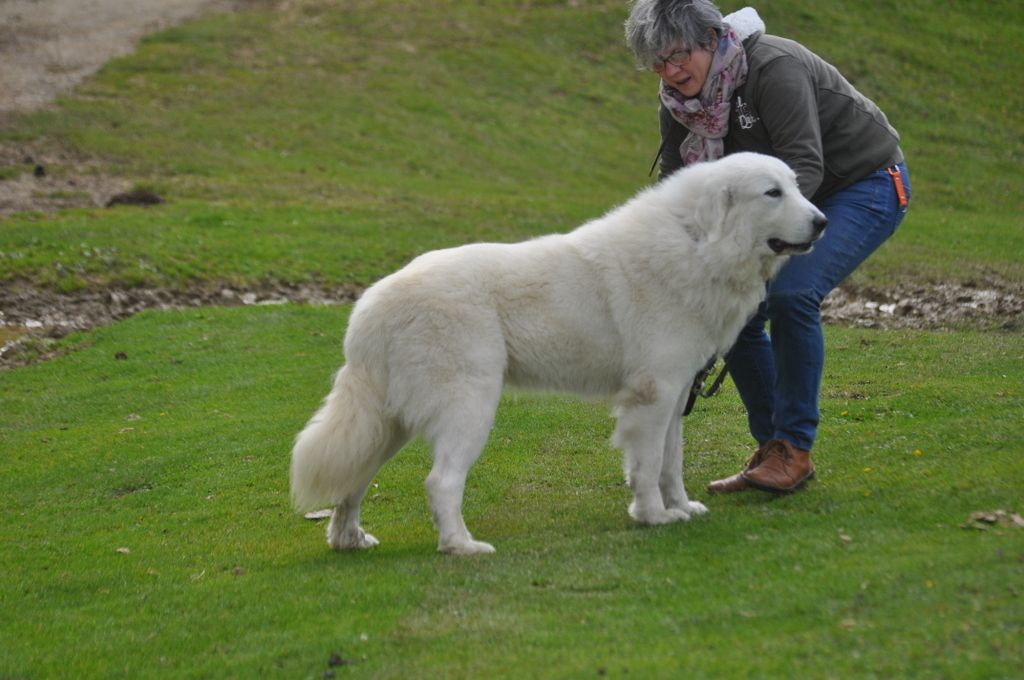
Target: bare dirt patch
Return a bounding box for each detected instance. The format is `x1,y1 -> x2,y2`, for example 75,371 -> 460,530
821,279 -> 1024,331
0,281 -> 361,368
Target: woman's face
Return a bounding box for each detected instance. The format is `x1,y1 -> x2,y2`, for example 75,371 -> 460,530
654,40 -> 716,98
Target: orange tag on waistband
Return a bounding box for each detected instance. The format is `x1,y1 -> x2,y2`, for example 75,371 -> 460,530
887,166 -> 908,208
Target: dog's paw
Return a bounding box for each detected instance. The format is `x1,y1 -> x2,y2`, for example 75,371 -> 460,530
328,527 -> 379,551
684,500 -> 709,516
629,502 -> 691,525
664,499 -> 708,516
356,531 -> 380,548
439,539 -> 496,556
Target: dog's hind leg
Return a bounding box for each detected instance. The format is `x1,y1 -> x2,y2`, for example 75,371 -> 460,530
326,423 -> 409,550
423,388 -> 501,555
659,390 -> 708,518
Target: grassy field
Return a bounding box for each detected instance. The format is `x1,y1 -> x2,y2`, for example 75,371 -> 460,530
1,306 -> 1021,677
2,0 -> 1023,677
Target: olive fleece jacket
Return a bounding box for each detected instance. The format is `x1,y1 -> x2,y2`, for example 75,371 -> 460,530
658,33 -> 903,202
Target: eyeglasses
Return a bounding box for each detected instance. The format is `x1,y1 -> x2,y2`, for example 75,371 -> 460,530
651,48 -> 693,72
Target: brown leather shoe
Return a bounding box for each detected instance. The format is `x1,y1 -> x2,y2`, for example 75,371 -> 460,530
741,439 -> 815,493
707,445 -> 770,494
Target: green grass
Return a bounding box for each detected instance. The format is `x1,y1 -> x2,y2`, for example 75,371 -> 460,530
1,306 -> 1022,677
1,0 -> 1023,677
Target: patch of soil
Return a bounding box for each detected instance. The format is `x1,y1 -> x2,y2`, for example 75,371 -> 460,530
0,281 -> 359,369
2,278 -> 1022,370
821,279 -> 1024,331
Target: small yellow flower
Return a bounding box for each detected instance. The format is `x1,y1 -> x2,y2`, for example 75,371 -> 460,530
912,449 -> 923,457
863,467 -> 872,473
841,410 -> 849,417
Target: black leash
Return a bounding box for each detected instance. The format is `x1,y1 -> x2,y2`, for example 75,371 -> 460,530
648,139 -> 666,178
682,357 -> 729,417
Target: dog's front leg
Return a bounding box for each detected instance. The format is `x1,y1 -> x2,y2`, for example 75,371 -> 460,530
659,390 -> 708,518
614,393 -> 690,525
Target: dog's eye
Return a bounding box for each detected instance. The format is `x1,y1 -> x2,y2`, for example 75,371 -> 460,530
765,188 -> 783,198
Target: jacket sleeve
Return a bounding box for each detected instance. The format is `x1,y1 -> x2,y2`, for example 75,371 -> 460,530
657,104 -> 688,182
752,55 -> 824,198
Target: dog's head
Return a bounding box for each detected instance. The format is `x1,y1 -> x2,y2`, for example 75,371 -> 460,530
686,153 -> 827,265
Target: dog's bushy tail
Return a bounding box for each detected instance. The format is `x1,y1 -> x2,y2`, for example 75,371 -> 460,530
290,365 -> 392,512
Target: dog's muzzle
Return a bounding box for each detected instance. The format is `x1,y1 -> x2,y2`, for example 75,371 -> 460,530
768,215 -> 828,254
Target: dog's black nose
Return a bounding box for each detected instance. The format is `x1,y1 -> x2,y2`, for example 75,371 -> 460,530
813,215 -> 828,235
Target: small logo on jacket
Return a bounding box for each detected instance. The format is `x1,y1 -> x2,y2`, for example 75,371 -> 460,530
736,96 -> 759,130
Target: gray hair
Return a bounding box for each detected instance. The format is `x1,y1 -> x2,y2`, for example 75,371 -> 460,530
624,0 -> 724,69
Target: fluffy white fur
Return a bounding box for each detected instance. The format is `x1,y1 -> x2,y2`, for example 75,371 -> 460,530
291,152 -> 826,555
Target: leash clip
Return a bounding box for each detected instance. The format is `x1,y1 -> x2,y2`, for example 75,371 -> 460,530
683,357 -> 729,417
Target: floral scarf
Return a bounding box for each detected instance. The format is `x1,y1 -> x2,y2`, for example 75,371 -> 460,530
659,24 -> 749,166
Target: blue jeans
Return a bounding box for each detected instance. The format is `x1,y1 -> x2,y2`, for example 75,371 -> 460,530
725,162 -> 911,451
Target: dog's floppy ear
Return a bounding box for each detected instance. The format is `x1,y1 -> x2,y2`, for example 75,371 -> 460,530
695,185 -> 733,238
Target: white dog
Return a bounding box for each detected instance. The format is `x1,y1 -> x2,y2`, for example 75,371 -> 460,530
291,153 -> 826,555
